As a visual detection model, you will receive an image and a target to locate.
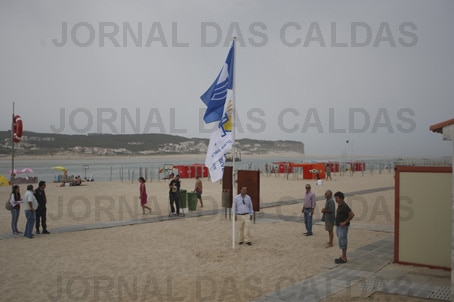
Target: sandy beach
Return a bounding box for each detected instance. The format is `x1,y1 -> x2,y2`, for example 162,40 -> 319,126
0,170 -> 436,301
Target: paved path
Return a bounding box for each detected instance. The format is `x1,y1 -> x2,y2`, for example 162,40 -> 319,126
253,236 -> 450,301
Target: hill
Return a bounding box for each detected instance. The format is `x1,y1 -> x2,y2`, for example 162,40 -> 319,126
0,131 -> 304,157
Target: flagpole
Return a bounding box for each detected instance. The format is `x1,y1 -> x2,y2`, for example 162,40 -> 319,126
10,102 -> 15,190
231,38 -> 237,249
200,37 -> 236,248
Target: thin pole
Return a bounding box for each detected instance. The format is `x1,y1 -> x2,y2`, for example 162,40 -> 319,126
231,38 -> 237,249
10,102 -> 15,190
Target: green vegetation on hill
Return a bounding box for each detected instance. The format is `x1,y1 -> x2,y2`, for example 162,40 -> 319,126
0,131 -> 304,156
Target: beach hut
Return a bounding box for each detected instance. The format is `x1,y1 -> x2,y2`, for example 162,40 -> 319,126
394,165 -> 451,269
311,163 -> 326,179
273,162 -> 293,174
173,164 -> 208,179
189,164 -> 209,178
173,165 -> 190,179
353,161 -> 366,172
429,118 -> 454,299
343,161 -> 365,172
326,161 -> 340,173
291,163 -> 326,180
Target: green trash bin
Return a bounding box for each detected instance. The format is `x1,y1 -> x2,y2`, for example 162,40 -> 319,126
179,190 -> 187,208
187,192 -> 198,211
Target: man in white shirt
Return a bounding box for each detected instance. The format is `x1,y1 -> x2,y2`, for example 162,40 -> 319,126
23,184 -> 38,239
234,186 -> 254,246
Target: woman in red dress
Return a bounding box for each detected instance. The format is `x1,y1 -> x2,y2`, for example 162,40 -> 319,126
138,177 -> 152,214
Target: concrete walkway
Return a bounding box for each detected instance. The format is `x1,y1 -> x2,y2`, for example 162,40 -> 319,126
253,236 -> 450,301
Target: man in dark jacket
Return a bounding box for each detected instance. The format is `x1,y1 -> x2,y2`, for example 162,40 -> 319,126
168,174 -> 181,216
34,181 -> 50,234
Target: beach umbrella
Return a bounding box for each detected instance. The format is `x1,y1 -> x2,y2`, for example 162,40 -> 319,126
0,175 -> 8,186
8,169 -> 21,174
20,168 -> 34,173
52,166 -> 67,171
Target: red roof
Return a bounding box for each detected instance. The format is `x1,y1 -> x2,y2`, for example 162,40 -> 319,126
429,118 -> 454,134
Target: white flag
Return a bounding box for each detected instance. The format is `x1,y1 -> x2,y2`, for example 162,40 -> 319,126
205,97 -> 233,182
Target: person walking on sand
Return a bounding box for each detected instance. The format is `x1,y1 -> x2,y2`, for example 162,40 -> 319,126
10,185 -> 22,235
138,177 -> 152,214
194,175 -> 203,208
302,184 -> 316,236
325,164 -> 332,181
321,190 -> 335,248
334,191 -> 355,264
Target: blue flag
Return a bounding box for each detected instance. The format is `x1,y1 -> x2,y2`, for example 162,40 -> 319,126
200,41 -> 235,124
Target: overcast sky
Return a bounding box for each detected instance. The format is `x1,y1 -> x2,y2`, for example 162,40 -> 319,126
1,0 -> 453,158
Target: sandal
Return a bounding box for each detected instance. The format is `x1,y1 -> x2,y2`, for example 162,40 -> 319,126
334,257 -> 347,264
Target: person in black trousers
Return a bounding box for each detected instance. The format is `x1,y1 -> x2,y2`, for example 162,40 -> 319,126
168,174 -> 181,216
34,180 -> 50,234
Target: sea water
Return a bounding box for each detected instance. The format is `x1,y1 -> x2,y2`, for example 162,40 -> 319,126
0,155 -> 402,183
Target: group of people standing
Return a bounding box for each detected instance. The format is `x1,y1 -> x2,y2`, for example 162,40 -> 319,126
9,180 -> 49,239
180,178 -> 353,262
234,181 -> 355,261
304,184 -> 355,264
167,173 -> 204,216
233,183 -> 355,262
138,173 -> 204,216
